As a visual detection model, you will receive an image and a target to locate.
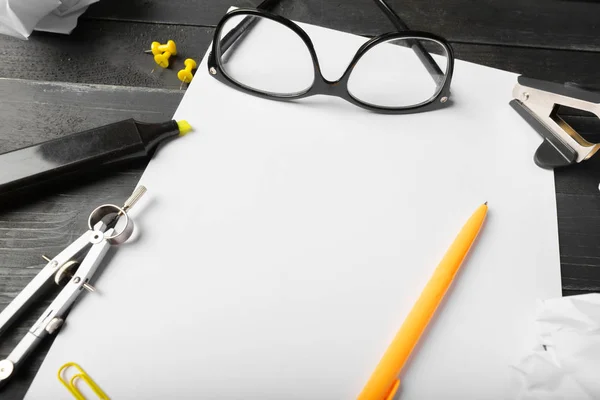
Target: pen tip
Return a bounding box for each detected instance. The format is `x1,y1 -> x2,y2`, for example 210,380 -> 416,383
484,201 -> 488,205
176,120 -> 193,136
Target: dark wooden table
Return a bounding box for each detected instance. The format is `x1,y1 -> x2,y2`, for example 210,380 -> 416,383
0,1 -> 599,398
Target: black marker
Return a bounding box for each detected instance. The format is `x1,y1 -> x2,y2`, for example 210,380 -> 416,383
0,119 -> 192,197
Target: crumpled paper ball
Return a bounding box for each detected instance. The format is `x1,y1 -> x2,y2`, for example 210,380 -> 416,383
0,0 -> 99,39
511,293 -> 600,399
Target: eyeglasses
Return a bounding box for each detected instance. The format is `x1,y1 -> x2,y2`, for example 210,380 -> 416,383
207,0 -> 454,114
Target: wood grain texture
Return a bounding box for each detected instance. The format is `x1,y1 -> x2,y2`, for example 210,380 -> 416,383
453,44 -> 600,89
0,79 -> 182,400
84,0 -> 600,51
0,19 -> 599,89
0,22 -> 212,90
557,121 -> 600,268
85,0 -> 245,26
555,154 -> 600,296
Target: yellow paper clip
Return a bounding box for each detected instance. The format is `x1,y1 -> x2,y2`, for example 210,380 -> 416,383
58,362 -> 109,400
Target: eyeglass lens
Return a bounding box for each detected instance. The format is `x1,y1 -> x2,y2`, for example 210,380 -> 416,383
216,14 -> 449,108
217,15 -> 315,96
348,38 -> 449,108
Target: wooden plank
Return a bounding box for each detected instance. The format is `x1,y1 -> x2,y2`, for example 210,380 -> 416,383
0,79 -> 184,154
84,0 -> 600,51
554,151 -> 600,295
0,79 -> 182,400
0,21 -> 212,90
451,43 -> 600,90
0,19 -> 599,90
84,0 -> 238,26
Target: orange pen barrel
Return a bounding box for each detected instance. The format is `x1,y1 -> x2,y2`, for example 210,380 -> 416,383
358,203 -> 488,400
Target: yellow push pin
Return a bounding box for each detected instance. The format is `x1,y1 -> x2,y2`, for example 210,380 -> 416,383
145,40 -> 177,56
153,51 -> 173,69
148,40 -> 177,73
177,58 -> 197,89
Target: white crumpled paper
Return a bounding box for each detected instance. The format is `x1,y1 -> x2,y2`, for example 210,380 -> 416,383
512,293 -> 600,399
0,0 -> 98,39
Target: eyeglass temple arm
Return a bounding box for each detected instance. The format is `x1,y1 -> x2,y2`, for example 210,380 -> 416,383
373,0 -> 445,85
218,0 -> 278,57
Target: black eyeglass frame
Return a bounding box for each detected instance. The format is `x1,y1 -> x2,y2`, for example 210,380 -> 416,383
207,7 -> 455,114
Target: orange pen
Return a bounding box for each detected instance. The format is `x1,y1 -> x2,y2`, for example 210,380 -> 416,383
358,202 -> 488,400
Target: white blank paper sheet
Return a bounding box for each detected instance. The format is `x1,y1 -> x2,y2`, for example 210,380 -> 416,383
25,17 -> 561,400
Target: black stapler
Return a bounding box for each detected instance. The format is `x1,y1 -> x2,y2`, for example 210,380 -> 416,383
510,76 -> 600,169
